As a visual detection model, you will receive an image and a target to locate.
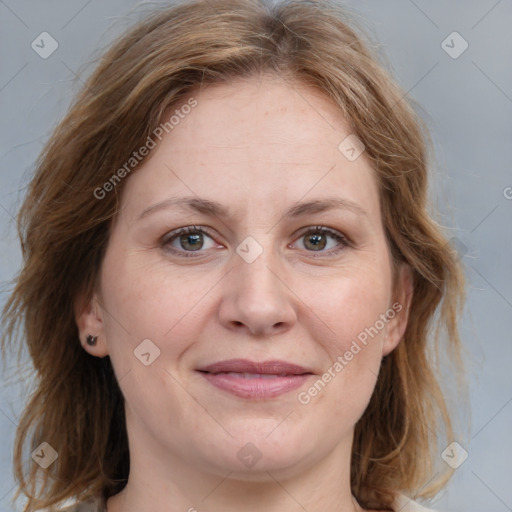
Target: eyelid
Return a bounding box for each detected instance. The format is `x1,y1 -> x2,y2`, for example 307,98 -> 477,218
160,225 -> 215,244
293,225 -> 350,242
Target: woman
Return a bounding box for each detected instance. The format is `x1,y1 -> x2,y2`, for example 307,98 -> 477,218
1,0 -> 465,511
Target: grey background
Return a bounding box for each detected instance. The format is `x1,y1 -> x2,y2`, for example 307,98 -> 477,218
0,1 -> 511,511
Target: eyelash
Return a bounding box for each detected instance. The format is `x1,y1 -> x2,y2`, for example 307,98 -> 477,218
160,225 -> 351,259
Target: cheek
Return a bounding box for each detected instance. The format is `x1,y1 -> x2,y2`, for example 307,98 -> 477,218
97,250 -> 224,423
98,251 -> 220,441
301,258 -> 392,357
100,245 -> 220,343
294,259 -> 392,413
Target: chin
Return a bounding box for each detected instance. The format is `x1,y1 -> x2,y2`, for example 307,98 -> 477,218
196,424 -> 317,478
219,451 -> 310,482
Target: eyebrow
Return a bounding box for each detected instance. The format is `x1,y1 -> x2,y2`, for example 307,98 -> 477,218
137,195 -> 368,220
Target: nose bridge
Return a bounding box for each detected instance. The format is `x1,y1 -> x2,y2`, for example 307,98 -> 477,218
218,233 -> 296,336
234,234 -> 283,301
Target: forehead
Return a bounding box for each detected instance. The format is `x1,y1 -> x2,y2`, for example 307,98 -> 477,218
120,76 -> 380,225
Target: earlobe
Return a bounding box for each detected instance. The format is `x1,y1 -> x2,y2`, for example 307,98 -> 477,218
75,293 -> 109,357
382,264 -> 414,356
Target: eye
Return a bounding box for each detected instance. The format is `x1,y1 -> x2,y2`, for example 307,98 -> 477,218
292,226 -> 349,256
161,226 -> 219,256
160,225 -> 350,258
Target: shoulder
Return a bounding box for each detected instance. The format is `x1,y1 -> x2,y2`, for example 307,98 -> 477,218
393,493 -> 438,512
48,496 -> 106,512
47,493 -> 436,512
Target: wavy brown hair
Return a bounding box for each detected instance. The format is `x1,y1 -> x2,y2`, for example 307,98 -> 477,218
1,0 -> 466,510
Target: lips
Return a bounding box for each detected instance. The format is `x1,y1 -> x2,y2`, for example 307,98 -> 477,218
197,359 -> 312,375
196,359 -> 314,399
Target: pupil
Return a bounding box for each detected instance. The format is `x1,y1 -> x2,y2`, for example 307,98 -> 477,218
181,233 -> 203,251
307,233 -> 326,251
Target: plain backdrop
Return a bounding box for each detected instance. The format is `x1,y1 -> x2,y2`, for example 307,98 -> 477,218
0,1 -> 511,511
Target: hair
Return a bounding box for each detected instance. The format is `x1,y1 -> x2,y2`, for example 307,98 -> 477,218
1,0 -> 466,510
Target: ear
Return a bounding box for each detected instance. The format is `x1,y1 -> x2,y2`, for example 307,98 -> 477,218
382,263 -> 414,357
75,292 -> 109,357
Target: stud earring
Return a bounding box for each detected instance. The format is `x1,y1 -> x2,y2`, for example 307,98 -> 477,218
86,334 -> 98,346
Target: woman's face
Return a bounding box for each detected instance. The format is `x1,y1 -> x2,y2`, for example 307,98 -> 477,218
79,76 -> 411,481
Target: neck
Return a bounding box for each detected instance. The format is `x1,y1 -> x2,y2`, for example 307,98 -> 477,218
107,418 -> 362,512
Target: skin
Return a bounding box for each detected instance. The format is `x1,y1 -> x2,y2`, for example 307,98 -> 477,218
77,74 -> 413,512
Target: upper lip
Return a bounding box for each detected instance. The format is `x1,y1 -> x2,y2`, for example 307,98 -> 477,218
197,359 -> 313,375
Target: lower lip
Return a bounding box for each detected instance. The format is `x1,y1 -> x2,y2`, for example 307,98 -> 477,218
199,372 -> 312,399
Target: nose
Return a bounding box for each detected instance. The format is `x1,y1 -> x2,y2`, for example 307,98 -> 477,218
218,248 -> 297,337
